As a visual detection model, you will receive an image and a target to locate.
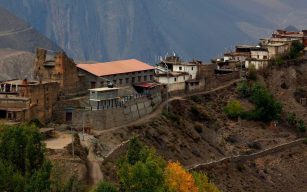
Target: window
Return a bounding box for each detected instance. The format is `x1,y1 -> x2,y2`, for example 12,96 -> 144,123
144,76 -> 147,81
138,76 -> 142,82
100,81 -> 104,86
263,56 -> 268,59
90,81 -> 96,89
126,78 -> 129,83
65,112 -> 73,123
179,67 -> 182,70
119,79 -> 123,84
191,67 -> 194,70
150,75 -> 153,80
132,77 -> 135,83
174,78 -> 177,82
113,80 -> 117,84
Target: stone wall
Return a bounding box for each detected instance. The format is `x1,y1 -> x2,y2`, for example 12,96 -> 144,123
54,93 -> 162,130
189,139 -> 304,171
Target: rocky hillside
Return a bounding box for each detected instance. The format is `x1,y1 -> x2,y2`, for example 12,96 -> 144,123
0,49 -> 35,81
0,7 -> 60,53
1,0 -> 306,63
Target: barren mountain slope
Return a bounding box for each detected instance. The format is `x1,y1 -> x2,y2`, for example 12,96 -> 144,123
0,7 -> 60,53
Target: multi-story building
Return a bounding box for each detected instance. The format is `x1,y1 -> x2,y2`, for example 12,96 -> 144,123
34,48 -> 83,97
0,79 -> 59,124
245,47 -> 269,70
77,59 -> 155,89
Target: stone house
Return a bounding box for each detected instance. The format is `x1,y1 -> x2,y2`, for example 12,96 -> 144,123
0,79 -> 59,124
155,56 -> 202,92
263,43 -> 290,59
77,59 -> 155,89
245,47 -> 269,70
34,48 -> 83,97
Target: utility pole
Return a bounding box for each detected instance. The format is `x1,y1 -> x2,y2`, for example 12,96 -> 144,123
82,109 -> 85,141
70,124 -> 74,158
161,60 -> 169,112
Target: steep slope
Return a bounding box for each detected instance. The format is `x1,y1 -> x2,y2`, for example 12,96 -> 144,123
0,49 -> 35,81
0,7 -> 61,52
0,0 -> 286,63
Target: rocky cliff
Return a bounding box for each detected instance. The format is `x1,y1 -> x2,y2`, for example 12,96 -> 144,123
2,0 -> 306,63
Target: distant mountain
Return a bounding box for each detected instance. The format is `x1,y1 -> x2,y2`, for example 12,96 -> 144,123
0,0 -> 306,63
0,7 -> 61,53
0,7 -> 62,81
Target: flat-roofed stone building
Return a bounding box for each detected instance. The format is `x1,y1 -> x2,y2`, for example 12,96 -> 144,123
0,79 -> 59,124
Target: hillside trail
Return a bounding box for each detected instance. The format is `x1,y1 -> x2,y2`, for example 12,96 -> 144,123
0,27 -> 32,37
80,134 -> 103,185
94,79 -> 241,136
187,138 -> 305,170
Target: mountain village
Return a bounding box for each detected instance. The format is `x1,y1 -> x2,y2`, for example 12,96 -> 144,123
1,21 -> 307,191
0,29 -> 306,130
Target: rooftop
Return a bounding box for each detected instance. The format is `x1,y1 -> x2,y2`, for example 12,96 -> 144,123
89,87 -> 119,92
1,79 -> 57,86
77,59 -> 154,77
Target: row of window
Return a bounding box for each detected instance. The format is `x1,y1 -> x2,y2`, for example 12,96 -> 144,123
110,70 -> 152,77
100,75 -> 154,86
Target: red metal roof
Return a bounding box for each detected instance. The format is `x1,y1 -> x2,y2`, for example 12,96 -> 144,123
77,59 -> 154,77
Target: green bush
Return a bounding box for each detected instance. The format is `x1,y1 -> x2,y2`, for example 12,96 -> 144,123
95,181 -> 118,192
297,120 -> 306,133
237,81 -> 250,98
288,41 -> 304,59
224,100 -> 244,119
287,113 -> 297,126
247,83 -> 282,122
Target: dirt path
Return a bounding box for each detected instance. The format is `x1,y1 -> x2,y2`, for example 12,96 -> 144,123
87,145 -> 103,185
79,134 -> 104,185
0,27 -> 33,37
94,79 -> 241,136
188,138 -> 305,170
45,131 -> 72,149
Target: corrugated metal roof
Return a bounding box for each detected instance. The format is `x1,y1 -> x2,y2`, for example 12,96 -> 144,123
77,59 -> 154,77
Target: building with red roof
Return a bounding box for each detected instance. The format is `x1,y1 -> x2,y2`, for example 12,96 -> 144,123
77,59 -> 155,89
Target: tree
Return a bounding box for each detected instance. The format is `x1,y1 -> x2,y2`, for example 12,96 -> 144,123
237,81 -> 250,98
192,172 -> 220,192
242,83 -> 283,122
95,181 -> 117,192
224,100 -> 244,119
117,138 -> 166,192
0,124 -> 52,191
164,161 -> 198,192
0,124 -> 45,175
288,41 -> 304,59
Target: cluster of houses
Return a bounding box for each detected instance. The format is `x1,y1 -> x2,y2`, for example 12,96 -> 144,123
214,29 -> 307,70
0,29 -> 306,127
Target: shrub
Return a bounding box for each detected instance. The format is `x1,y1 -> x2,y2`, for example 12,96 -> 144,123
287,113 -> 297,126
162,111 -> 181,124
247,83 -> 283,122
288,41 -> 304,59
192,172 -> 220,192
95,181 -> 118,192
297,120 -> 306,133
224,100 -> 244,119
247,65 -> 257,81
237,81 -> 250,98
